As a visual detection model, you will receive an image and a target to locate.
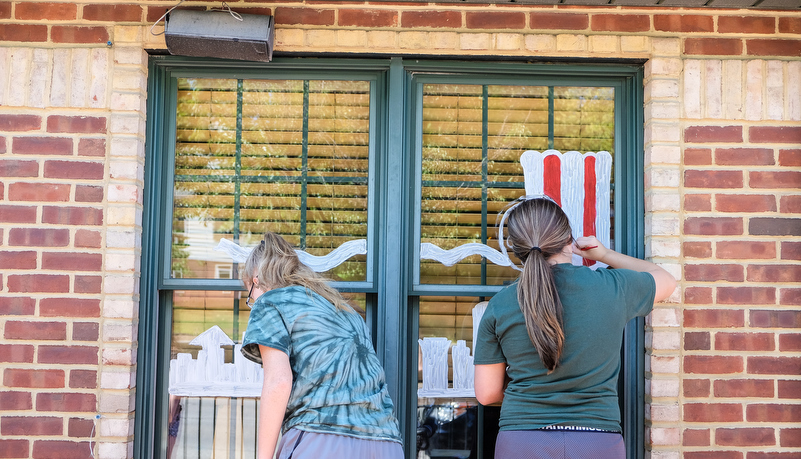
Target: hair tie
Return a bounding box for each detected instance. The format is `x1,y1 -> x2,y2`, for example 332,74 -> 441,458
530,246 -> 542,254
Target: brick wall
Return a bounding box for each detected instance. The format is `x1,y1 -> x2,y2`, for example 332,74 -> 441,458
0,2 -> 799,458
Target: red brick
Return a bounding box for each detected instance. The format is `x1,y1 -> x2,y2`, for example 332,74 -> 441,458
747,39 -> 801,57
778,380 -> 801,399
716,194 -> 776,213
684,194 -> 712,211
715,147 -> 774,166
465,11 -> 525,29
82,4 -> 142,22
0,24 -> 48,42
0,251 -> 37,269
0,392 -> 33,410
42,206 -> 103,226
782,242 -> 801,260
685,309 -> 745,328
69,370 -> 97,389
685,264 -> 744,282
3,369 -> 64,388
685,38 -> 743,56
685,355 -> 743,374
275,8 -> 335,26
751,310 -> 801,328
716,428 -> 775,447
72,322 -> 99,341
655,15 -> 713,32
339,9 -> 397,27
0,1 -> 9,18
0,160 -> 39,177
0,297 -> 35,316
780,288 -> 801,305
0,208 -> 40,226
714,379 -> 774,398
1,417 -> 63,436
32,440 -> 93,459
74,276 -> 102,294
36,393 -> 96,413
747,265 -> 801,283
683,428 -> 710,446
0,115 -> 41,132
750,218 -> 801,236
684,217 -> 743,235
0,345 -> 34,363
529,12 -> 588,30
12,137 -> 72,155
780,428 -> 801,447
39,298 -> 101,318
75,185 -> 104,203
718,241 -> 776,260
746,404 -> 801,422
5,321 -> 67,341
779,17 -> 801,34
684,287 -> 713,304
7,274 -> 70,294
8,228 -> 70,247
779,149 -> 801,166
0,135 -> 6,153
8,182 -> 70,202
718,16 -> 775,34
77,138 -> 106,157
42,252 -> 102,271
51,26 -> 109,44
684,403 -> 743,422
684,331 -> 710,350
750,171 -> 801,189
591,14 -> 649,32
0,440 -> 29,458
684,148 -> 712,165
43,160 -> 104,180
75,229 -> 102,248
685,125 -> 743,143
684,241 -> 712,258
750,126 -> 801,143
46,116 -> 106,134
748,357 -> 801,375
718,287 -> 775,305
683,379 -> 710,397
16,2 -> 77,20
715,333 -> 774,351
67,418 -> 95,438
401,11 -> 461,28
779,333 -> 801,351
780,196 -> 801,213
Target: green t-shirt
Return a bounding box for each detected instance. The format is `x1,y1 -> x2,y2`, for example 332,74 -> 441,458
474,263 -> 656,433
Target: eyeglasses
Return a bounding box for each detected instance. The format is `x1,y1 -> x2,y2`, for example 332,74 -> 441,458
245,283 -> 255,308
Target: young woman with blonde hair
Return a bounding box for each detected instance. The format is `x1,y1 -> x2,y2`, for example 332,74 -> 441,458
239,232 -> 403,459
474,197 -> 676,458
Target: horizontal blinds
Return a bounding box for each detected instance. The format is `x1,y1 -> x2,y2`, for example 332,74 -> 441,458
173,78 -> 370,282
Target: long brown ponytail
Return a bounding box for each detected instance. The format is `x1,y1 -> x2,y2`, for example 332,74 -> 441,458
502,197 -> 573,373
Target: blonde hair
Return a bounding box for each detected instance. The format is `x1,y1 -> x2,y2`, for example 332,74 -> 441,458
502,197 -> 573,373
240,232 -> 351,311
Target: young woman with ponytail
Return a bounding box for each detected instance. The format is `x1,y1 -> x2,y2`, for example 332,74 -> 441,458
239,232 -> 403,459
474,197 -> 676,459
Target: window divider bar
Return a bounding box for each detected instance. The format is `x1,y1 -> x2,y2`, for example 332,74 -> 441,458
301,80 -> 310,249
481,85 -> 489,285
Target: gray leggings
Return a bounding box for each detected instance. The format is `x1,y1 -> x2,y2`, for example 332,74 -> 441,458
495,429 -> 625,459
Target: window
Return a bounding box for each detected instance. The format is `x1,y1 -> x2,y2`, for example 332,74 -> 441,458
137,57 -> 644,459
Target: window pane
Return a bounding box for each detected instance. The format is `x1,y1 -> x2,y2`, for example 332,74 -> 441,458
419,84 -> 615,286
173,79 -> 371,282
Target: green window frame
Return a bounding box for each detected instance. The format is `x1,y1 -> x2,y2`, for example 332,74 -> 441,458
136,56 -> 645,459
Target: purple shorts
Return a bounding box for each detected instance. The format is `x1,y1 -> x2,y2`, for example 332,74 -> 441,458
276,428 -> 404,459
495,429 -> 625,459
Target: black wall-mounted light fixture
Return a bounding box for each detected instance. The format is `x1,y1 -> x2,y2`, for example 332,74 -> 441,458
164,7 -> 275,62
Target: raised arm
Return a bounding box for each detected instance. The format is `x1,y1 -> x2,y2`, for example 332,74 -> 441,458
257,345 -> 293,459
574,236 -> 677,303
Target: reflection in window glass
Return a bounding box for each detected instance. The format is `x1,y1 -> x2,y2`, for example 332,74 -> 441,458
173,79 -> 371,282
420,84 -> 614,286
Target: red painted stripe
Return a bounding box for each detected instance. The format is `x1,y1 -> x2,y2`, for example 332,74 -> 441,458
543,154 -> 561,205
583,155 -> 597,267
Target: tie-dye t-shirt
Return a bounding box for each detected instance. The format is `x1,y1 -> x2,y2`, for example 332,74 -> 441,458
241,286 -> 402,444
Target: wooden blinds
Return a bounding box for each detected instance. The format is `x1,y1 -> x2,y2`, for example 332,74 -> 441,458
172,78 -> 371,282
419,84 -> 614,285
